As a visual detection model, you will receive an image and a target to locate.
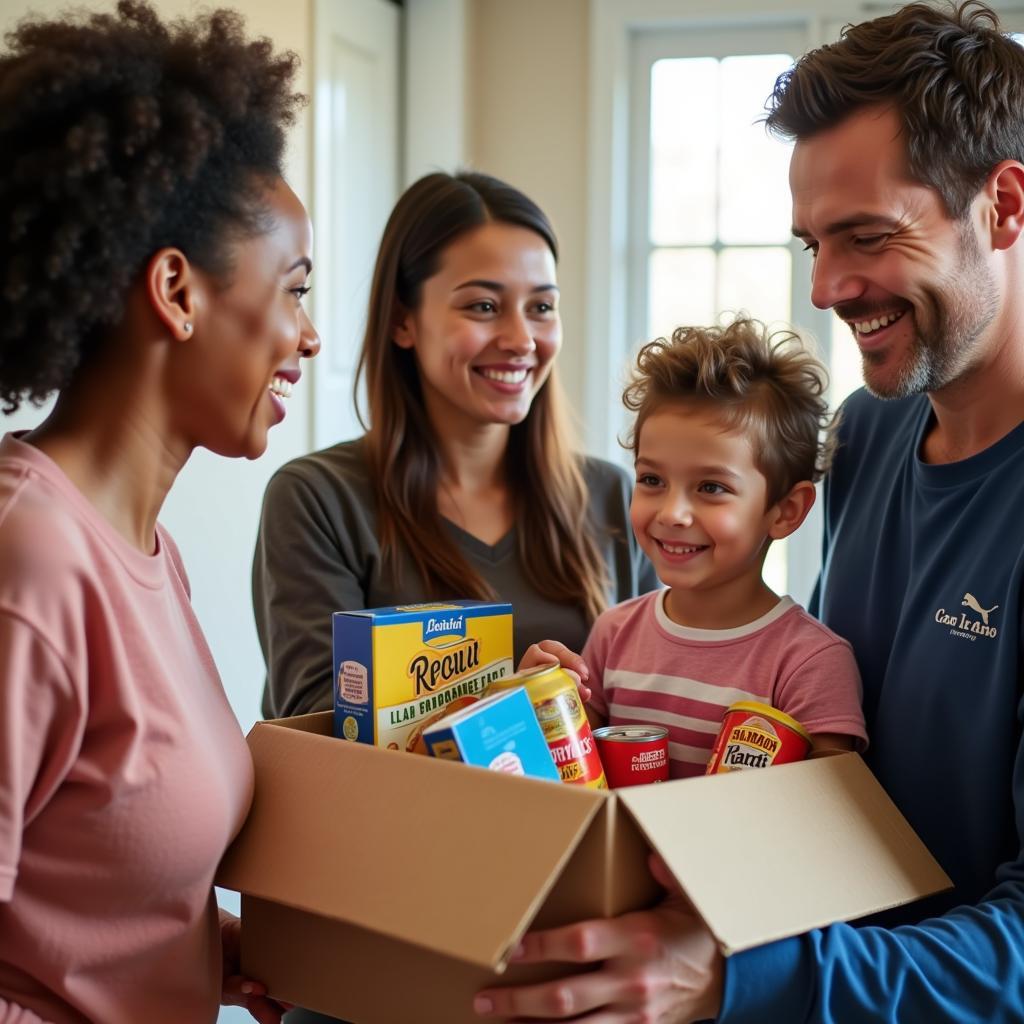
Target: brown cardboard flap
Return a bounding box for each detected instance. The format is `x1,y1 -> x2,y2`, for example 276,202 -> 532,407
618,753 -> 952,955
260,710 -> 334,735
217,715 -> 606,969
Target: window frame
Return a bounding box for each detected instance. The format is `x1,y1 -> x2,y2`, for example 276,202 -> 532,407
584,0 -> 846,459
627,26 -> 821,366
629,27 -> 826,602
586,0 -> 1024,604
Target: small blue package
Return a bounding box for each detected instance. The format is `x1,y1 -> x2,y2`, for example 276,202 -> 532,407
422,686 -> 560,783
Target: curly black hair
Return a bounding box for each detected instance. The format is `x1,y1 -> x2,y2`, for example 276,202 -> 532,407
0,0 -> 304,412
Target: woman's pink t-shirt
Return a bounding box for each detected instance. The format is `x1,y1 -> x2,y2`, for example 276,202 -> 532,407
0,434 -> 254,1024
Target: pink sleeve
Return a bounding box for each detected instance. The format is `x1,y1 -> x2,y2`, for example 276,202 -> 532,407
158,525 -> 191,598
0,612 -> 82,901
774,639 -> 869,750
581,615 -> 613,721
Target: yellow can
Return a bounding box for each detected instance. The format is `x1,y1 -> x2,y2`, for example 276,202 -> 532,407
487,664 -> 607,789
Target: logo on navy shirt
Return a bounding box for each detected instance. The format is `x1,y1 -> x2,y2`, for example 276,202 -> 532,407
934,592 -> 999,641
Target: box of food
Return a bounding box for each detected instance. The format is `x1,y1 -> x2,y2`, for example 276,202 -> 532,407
216,713 -> 953,1024
333,600 -> 513,753
423,687 -> 561,783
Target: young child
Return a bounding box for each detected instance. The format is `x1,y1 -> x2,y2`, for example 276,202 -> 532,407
530,316 -> 867,777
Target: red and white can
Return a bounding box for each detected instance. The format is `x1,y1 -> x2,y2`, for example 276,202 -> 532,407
592,725 -> 669,788
705,701 -> 811,774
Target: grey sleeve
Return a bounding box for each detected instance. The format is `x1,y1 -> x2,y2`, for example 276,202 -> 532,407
635,531 -> 661,594
621,469 -> 660,596
252,465 -> 372,718
585,456 -> 660,602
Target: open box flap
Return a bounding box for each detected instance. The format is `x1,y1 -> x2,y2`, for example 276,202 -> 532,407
617,753 -> 952,955
217,713 -> 606,969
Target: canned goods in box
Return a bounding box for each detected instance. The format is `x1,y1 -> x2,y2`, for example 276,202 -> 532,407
486,664 -> 607,789
593,725 -> 669,788
705,701 -> 811,774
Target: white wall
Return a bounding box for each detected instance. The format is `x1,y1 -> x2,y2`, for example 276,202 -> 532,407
466,0 -> 592,439
405,0 -> 470,184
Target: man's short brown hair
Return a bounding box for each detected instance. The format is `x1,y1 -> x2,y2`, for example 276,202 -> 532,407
765,1 -> 1024,219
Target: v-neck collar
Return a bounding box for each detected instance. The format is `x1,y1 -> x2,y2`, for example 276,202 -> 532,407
442,517 -> 516,564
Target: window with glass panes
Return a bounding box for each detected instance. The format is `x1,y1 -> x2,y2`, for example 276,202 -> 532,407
645,54 -> 796,335
629,27 -> 828,600
622,15 -> 1024,604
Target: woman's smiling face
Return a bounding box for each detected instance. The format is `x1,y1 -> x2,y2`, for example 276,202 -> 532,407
174,177 -> 320,460
393,221 -> 561,432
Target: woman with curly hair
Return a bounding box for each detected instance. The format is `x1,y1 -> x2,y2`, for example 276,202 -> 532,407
254,171 -> 658,727
0,2 -> 318,1021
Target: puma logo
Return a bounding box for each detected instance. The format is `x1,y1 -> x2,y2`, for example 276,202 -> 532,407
936,593 -> 1000,640
962,593 -> 999,626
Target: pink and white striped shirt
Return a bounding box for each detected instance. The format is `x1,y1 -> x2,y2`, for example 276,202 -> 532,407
584,590 -> 867,778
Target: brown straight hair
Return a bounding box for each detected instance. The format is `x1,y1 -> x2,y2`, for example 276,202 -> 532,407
353,171 -> 608,623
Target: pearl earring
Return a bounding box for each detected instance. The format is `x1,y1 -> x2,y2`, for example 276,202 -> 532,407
183,322 -> 192,333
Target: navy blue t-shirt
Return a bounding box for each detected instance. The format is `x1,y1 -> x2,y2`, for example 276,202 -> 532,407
721,389 -> 1024,1022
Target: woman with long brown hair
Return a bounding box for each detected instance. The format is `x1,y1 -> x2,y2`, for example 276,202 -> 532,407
254,171 -> 656,724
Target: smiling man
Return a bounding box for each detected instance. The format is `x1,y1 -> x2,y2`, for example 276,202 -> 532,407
791,108 -> 1002,409
475,3 -> 1024,1021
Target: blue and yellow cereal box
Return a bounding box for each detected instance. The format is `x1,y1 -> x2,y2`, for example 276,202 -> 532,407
332,601 -> 514,752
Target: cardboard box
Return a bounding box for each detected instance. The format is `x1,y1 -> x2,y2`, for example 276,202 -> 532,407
216,712 -> 951,1024
423,687 -> 562,783
333,600 -> 513,752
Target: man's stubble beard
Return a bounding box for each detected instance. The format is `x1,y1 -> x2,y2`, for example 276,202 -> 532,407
862,224 -> 999,400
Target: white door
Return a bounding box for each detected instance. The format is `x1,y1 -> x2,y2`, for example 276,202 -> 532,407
216,1 -> 400,1019
311,0 -> 401,449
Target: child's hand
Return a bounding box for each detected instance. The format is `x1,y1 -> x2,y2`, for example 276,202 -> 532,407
518,640 -> 592,702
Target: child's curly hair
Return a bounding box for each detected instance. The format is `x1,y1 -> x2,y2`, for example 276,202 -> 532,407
0,0 -> 304,413
623,316 -> 838,505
